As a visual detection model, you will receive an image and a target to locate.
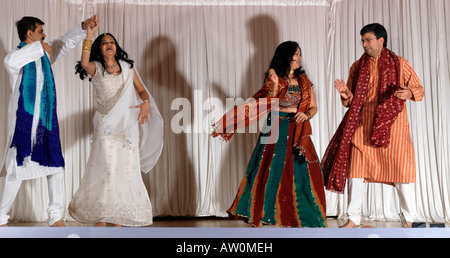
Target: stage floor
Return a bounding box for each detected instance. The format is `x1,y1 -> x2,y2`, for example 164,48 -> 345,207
1,217 -> 449,238
2,217 -> 411,228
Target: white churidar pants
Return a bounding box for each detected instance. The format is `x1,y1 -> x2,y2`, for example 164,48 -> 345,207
0,172 -> 64,226
347,178 -> 416,225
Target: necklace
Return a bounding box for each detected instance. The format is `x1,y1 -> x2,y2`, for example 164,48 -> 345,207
106,61 -> 118,68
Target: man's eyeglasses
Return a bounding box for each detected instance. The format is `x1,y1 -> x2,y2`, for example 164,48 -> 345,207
360,38 -> 377,45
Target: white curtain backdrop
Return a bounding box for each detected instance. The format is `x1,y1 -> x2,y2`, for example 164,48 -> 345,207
0,0 -> 448,223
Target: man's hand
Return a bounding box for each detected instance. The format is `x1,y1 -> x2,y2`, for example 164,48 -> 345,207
394,85 -> 413,100
41,42 -> 53,58
335,79 -> 353,100
82,15 -> 98,31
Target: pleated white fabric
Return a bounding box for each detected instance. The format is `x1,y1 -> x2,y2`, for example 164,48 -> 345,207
0,0 -> 448,223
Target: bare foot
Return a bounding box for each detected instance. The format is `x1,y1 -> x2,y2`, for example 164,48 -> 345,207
252,223 -> 263,228
339,220 -> 356,228
95,222 -> 107,227
50,220 -> 66,227
0,224 -> 8,227
402,221 -> 413,228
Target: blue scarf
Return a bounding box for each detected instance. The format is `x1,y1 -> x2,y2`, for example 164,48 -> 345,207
10,42 -> 64,168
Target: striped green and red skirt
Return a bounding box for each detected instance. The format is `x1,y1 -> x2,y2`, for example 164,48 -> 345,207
227,112 -> 327,227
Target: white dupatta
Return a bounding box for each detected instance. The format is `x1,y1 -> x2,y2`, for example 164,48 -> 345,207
92,60 -> 163,173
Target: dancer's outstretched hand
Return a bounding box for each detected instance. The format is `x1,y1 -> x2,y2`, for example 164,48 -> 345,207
136,101 -> 150,124
83,15 -> 98,31
335,79 -> 353,100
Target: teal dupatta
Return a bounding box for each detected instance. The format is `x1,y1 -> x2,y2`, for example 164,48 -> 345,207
10,41 -> 64,168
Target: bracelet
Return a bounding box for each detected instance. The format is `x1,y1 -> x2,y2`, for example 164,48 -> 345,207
268,87 -> 279,97
82,39 -> 93,53
305,111 -> 312,120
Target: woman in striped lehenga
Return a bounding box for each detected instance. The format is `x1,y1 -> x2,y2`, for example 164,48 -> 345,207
212,41 -> 327,228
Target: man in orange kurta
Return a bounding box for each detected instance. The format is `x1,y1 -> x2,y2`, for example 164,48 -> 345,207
331,24 -> 424,228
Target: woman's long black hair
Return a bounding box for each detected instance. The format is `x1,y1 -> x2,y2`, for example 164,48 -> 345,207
75,33 -> 134,80
266,41 -> 305,80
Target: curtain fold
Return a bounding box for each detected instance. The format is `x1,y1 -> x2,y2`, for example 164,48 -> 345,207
0,0 -> 448,223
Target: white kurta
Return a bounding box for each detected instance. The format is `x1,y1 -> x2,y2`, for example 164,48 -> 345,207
1,24 -> 86,180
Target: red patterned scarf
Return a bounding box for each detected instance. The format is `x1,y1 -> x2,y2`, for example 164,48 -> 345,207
212,74 -> 318,162
322,48 -> 403,192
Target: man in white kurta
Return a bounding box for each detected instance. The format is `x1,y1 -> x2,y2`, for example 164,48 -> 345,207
0,16 -> 95,227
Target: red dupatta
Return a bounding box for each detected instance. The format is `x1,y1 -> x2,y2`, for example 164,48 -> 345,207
322,48 -> 403,193
212,73 -> 318,162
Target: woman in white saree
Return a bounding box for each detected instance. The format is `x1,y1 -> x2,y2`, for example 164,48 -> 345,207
68,17 -> 163,227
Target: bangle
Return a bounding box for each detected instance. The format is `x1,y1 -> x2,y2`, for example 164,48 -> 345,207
268,88 -> 278,97
305,111 -> 312,120
82,39 -> 93,53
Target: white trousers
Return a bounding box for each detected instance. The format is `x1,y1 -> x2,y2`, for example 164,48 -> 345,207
347,178 -> 416,225
0,172 -> 64,226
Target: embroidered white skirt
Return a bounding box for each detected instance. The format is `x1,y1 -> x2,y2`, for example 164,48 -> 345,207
69,123 -> 153,227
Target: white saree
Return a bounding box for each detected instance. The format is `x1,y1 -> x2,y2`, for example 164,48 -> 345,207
69,61 -> 163,226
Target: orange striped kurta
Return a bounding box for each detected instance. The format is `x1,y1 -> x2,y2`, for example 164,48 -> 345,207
343,56 -> 424,183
